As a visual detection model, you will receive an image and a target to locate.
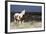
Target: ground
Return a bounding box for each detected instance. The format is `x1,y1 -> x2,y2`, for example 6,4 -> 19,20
10,21 -> 42,29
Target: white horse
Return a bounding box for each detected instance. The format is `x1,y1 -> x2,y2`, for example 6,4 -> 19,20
14,10 -> 25,24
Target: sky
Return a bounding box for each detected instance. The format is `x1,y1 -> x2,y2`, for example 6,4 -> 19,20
10,5 -> 42,13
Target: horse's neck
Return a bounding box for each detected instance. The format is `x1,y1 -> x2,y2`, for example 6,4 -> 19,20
21,10 -> 25,15
20,12 -> 25,15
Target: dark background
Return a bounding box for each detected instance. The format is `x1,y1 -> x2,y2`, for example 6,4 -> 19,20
10,5 -> 42,22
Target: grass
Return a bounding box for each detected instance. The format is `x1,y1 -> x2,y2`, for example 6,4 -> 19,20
15,23 -> 32,29
10,21 -> 42,29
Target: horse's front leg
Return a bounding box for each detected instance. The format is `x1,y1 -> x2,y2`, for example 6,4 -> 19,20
18,20 -> 21,24
17,20 -> 20,24
21,20 -> 22,24
17,20 -> 19,24
21,20 -> 24,24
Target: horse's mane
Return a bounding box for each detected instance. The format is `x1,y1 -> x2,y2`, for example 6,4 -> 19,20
20,10 -> 25,15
